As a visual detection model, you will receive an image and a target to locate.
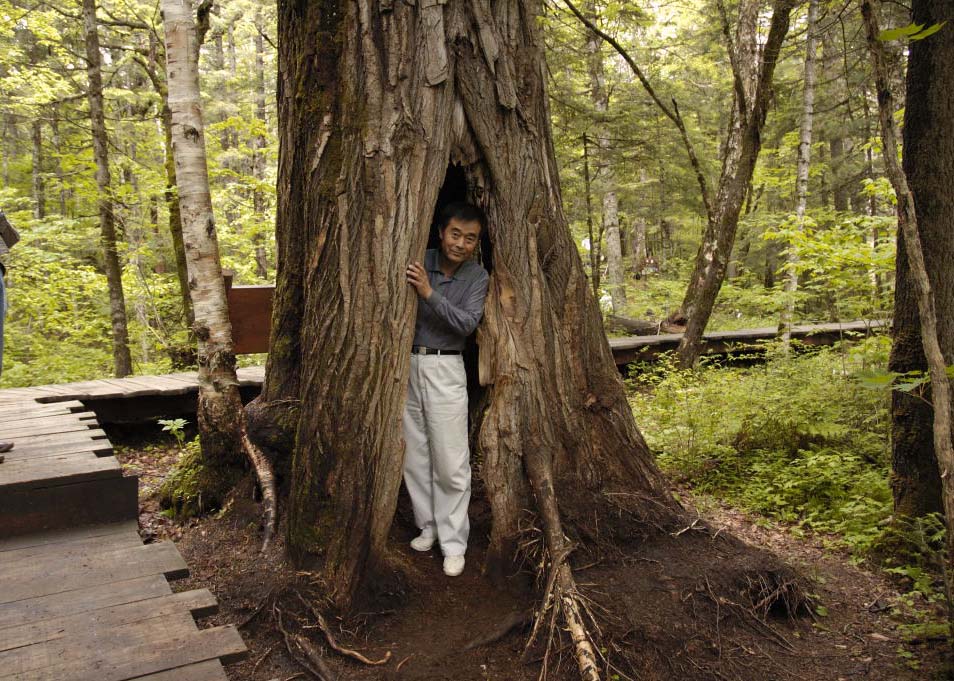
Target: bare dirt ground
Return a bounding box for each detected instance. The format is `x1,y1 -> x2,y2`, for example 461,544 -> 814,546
114,439 -> 948,681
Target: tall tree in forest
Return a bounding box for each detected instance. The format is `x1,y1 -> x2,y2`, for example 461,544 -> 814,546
780,0 -> 819,343
584,2 -> 625,312
875,1 -> 954,519
565,0 -> 795,365
243,0 -> 700,674
82,0 -> 133,377
161,0 -> 275,543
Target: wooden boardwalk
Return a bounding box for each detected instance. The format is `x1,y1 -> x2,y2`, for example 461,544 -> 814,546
0,396 -> 247,679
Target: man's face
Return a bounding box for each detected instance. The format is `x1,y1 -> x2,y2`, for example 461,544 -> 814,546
439,217 -> 481,266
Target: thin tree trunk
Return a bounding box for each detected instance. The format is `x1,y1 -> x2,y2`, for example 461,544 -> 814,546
31,120 -> 45,220
881,0 -> 954,519
862,0 -> 954,550
82,0 -> 132,378
252,9 -> 269,280
584,5 -> 624,312
780,0 -> 819,344
672,0 -> 793,365
565,0 -> 794,365
582,133 -> 600,296
161,0 -> 276,546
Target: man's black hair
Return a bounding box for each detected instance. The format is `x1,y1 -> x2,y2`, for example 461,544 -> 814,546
438,201 -> 486,232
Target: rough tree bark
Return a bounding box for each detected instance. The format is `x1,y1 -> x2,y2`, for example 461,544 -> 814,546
82,0 -> 133,378
161,0 -> 276,544
584,3 -> 625,312
881,0 -> 954,518
780,0 -> 819,344
252,2 -> 681,675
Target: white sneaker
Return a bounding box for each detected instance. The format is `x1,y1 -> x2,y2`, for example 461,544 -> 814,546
443,555 -> 465,577
410,530 -> 436,552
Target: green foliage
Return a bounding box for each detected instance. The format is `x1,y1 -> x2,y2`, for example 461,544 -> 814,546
158,418 -> 189,448
879,22 -> 947,42
629,338 -> 893,554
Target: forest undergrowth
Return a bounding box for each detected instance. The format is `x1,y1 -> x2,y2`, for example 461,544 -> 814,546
627,337 -> 951,666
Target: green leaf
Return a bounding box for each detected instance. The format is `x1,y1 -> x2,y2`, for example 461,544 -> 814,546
878,23 -> 925,41
910,21 -> 946,41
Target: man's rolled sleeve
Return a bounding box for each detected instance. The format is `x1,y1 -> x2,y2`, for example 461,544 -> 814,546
425,270 -> 489,337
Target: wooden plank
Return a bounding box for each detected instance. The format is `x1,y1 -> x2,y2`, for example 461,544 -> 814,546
0,521 -> 139,566
0,453 -> 120,489
0,412 -> 97,431
0,474 -> 138,539
0,541 -> 187,603
0,611 -> 201,678
0,521 -> 138,553
135,660 -> 229,681
0,589 -> 218,652
0,420 -> 98,440
5,624 -> 247,681
0,574 -> 169,629
0,439 -> 113,463
0,402 -> 80,418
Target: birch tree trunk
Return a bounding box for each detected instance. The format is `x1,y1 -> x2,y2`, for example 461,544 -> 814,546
882,0 -> 954,519
158,0 -> 246,490
82,0 -> 133,378
255,6 -> 681,670
252,9 -> 269,280
780,0 -> 819,344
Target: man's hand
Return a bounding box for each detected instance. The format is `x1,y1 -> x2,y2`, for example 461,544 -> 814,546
406,262 -> 433,300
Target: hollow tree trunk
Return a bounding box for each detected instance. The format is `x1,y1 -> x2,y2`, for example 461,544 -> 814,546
259,0 -> 679,630
887,0 -> 954,518
674,0 -> 793,366
780,0 -> 818,343
82,0 -> 132,378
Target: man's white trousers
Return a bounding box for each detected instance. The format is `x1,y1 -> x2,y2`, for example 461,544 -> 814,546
402,354 -> 471,557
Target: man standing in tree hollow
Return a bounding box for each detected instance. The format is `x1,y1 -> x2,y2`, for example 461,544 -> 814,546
404,202 -> 490,577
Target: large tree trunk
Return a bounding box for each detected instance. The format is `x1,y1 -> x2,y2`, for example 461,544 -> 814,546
887,0 -> 954,518
260,0 -> 679,639
780,0 -> 818,343
673,0 -> 794,366
82,0 -> 133,378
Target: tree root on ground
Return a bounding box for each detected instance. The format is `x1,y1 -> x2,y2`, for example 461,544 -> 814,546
240,421 -> 278,551
244,584 -> 393,680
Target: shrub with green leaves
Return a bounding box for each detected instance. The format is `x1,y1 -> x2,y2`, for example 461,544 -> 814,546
629,338 -> 893,554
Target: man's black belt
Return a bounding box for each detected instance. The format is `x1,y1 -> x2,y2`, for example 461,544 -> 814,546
411,346 -> 461,355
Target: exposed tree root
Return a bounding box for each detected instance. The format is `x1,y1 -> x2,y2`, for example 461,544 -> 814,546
294,591 -> 392,665
524,453 -> 603,681
240,421 -> 278,552
463,608 -> 533,651
243,583 -> 392,680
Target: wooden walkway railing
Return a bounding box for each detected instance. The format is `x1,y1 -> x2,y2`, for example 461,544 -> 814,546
0,394 -> 247,680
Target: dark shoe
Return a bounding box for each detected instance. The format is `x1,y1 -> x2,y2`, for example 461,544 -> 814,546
0,441 -> 13,454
